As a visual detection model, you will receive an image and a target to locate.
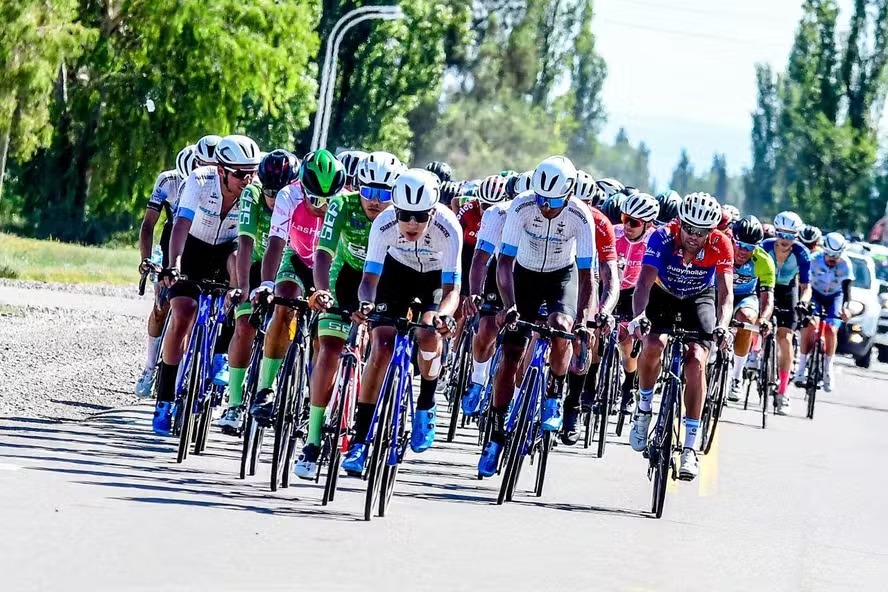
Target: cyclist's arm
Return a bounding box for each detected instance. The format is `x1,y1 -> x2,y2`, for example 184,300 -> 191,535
716,272 -> 734,329
440,212 -> 464,318
599,260 -> 619,314
797,244 -> 813,303
313,198 -> 344,292
262,237 -> 285,284
236,186 -> 259,291
168,217 -> 191,271
139,209 -> 161,261
758,289 -> 774,323
841,278 -> 852,307
756,248 -> 776,321
577,268 -> 598,325
235,236 -> 253,293
313,251 -> 333,292
632,264 -> 657,318
497,254 -> 516,309
265,187 -> 294,284
357,271 -> 380,304
469,249 -> 492,295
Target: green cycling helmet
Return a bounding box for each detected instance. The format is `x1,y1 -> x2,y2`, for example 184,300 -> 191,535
500,169 -> 518,178
299,149 -> 346,198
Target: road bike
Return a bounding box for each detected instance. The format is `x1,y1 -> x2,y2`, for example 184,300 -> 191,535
737,321 -> 777,429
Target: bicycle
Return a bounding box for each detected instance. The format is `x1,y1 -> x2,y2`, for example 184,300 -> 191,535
443,311 -> 476,442
361,313 -> 437,521
169,279 -> 236,464
496,319 -> 576,505
700,333 -> 730,456
799,309 -> 837,421
736,321 -> 777,429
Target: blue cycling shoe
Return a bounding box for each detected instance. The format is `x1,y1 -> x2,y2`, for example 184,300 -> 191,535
478,441 -> 502,478
411,407 -> 437,453
541,397 -> 563,432
211,354 -> 229,386
342,443 -> 368,475
152,402 -> 173,436
461,383 -> 484,416
249,388 -> 275,424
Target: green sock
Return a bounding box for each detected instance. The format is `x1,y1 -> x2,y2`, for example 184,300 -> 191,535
227,366 -> 247,407
258,356 -> 284,391
308,405 -> 326,447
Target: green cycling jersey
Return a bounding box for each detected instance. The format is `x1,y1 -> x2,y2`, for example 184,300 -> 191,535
238,183 -> 273,263
316,191 -> 370,271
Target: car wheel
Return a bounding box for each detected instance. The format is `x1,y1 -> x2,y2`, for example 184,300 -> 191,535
878,345 -> 888,364
855,346 -> 873,368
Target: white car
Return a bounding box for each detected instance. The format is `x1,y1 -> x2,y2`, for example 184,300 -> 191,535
841,244 -> 883,366
851,243 -> 888,362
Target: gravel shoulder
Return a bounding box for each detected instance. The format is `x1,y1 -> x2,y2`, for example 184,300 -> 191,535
0,280 -> 152,420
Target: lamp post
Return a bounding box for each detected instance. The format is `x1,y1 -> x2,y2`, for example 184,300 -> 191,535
310,5 -> 405,151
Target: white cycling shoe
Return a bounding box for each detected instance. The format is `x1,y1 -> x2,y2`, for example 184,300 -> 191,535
775,395 -> 791,415
215,406 -> 244,431
823,370 -> 833,393
135,367 -> 156,398
630,411 -> 652,452
679,448 -> 699,481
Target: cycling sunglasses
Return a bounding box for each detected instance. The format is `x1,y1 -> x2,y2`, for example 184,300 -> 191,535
621,214 -> 644,229
223,166 -> 255,180
681,222 -> 711,237
359,186 -> 393,202
262,187 -> 279,198
395,208 -> 431,223
734,239 -> 757,251
776,231 -> 797,240
304,192 -> 330,207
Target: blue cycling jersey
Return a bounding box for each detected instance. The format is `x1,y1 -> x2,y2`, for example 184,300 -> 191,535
809,251 -> 854,296
762,239 -> 811,286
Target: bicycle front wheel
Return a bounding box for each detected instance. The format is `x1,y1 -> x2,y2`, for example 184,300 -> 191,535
364,374 -> 395,521
271,341 -> 303,491
701,356 -> 727,455
379,369 -> 406,517
177,329 -> 204,464
806,342 -> 822,420
497,368 -> 538,505
651,381 -> 677,518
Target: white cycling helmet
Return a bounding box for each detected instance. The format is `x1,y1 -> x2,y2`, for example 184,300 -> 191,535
175,144 -> 197,179
514,170 -> 533,194
722,204 -> 740,222
216,134 -> 261,167
773,210 -> 803,233
822,232 -> 847,257
358,151 -> 403,188
596,177 -> 624,197
679,192 -> 721,229
194,134 -> 222,164
338,150 -> 368,182
477,175 -> 508,205
532,155 -> 577,198
621,192 -> 660,222
392,168 -> 440,212
574,170 -> 604,204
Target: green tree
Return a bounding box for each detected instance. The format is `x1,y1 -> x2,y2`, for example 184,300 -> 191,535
670,150 -> 694,196
567,0 -> 607,159
745,64 -> 779,216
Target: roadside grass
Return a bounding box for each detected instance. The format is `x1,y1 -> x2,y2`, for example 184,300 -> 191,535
0,233 -> 138,285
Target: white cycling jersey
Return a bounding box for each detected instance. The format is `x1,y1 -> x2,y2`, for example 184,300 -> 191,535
364,202 -> 463,285
500,192 -> 596,272
475,201 -> 511,256
176,166 -> 240,245
147,170 -> 181,218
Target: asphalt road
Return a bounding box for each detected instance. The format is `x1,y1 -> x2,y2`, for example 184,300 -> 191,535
2,353 -> 887,591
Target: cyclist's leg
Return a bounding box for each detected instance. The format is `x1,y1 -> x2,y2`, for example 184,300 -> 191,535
226,261 -> 262,408
678,288 -> 716,476
463,258 -> 501,413
774,283 -> 797,398
795,293 -> 824,383
136,284 -> 171,395
820,292 -> 843,390
615,288 -> 637,408
730,295 -> 759,400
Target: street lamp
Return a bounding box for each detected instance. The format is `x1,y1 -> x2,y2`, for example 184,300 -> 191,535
310,5 -> 405,151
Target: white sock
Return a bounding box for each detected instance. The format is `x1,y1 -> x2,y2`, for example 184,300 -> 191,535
732,354 -> 747,380
638,387 -> 654,413
144,336 -> 161,371
797,354 -> 809,375
470,357 -> 492,386
824,355 -> 833,374
684,417 -> 701,449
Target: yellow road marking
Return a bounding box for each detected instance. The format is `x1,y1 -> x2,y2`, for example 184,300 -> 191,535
699,425 -> 719,497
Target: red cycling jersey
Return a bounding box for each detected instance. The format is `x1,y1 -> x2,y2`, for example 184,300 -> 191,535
457,199 -> 483,248
590,206 -> 617,263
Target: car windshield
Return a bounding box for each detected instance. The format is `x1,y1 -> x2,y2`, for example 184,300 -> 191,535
849,256 -> 872,289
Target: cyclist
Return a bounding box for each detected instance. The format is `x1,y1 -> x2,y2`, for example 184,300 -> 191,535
655,190 -> 681,226
609,192 -> 659,416
596,178 -> 624,199
248,149 -> 346,421
575,170 -> 607,207
292,153 -> 397,478
629,192 -> 733,481
215,149 -> 298,432
425,160 -> 453,183
460,178 -> 513,415
799,224 -> 822,253
135,144 -> 198,396
728,215 -> 776,401
337,150 -> 367,191
439,180 -> 463,209
152,134 -> 261,435
761,211 -> 811,413
341,169 -> 463,474
194,134 -> 222,167
477,155 -> 598,476
793,233 -> 854,392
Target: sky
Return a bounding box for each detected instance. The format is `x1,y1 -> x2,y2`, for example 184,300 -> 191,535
592,0 -> 856,188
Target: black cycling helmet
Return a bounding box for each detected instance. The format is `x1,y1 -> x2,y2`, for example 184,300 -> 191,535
258,149 -> 298,192
619,186 -> 640,197
733,215 -> 764,244
656,190 -> 681,224
798,224 -> 822,245
425,161 -> 453,183
599,196 -> 624,225
439,180 -> 462,205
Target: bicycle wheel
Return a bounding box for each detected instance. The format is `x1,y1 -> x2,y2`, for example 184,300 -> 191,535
597,353 -> 619,459
364,373 -> 395,521
193,393 -> 211,454
651,381 -> 676,518
379,368 -> 406,517
761,337 -> 775,429
534,430 -> 553,497
177,329 -> 204,464
322,358 -> 354,505
583,409 -> 594,449
497,368 -> 538,505
701,356 -> 727,455
271,341 -> 302,491
806,342 -> 822,420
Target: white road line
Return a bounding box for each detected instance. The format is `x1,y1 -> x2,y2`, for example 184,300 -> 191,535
0,463 -> 22,471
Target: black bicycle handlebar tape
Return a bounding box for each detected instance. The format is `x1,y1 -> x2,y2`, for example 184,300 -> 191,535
270,296 -> 311,311
510,319 -> 576,341
138,272 -> 149,296
365,312 -> 437,333
630,339 -> 643,358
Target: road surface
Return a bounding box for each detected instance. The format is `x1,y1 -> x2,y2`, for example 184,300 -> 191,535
2,358 -> 887,590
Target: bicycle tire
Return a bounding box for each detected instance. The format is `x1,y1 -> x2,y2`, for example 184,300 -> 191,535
447,333 -> 472,442
193,395 -> 211,454
497,368 -> 537,505
322,360 -> 353,505
597,350 -> 619,459
583,410 -> 594,449
761,336 -> 775,429
380,369 -> 407,517
807,342 -> 821,420
651,380 -> 676,518
364,371 -> 395,521
239,412 -> 253,479
176,329 -> 203,464
271,342 -> 302,491
534,430 -> 552,497
701,355 -> 726,455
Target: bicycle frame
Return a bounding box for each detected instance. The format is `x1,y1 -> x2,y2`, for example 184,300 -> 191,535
505,334 -> 550,451
366,327 -> 417,468
175,290 -> 227,412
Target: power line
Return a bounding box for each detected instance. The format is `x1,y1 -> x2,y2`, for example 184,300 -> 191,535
597,18 -> 788,48
612,0 -> 780,22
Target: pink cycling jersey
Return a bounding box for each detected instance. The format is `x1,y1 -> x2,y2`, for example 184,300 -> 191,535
614,225 -> 654,290
269,181 -> 323,268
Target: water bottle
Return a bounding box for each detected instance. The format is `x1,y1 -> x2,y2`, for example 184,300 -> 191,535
149,245 -> 163,282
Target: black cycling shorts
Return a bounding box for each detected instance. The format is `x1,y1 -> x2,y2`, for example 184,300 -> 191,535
374,255 -> 442,321
160,221 -> 173,269
646,283 -> 716,349
481,256 -> 503,310
513,263 -> 578,322
774,283 -> 799,330
168,235 -> 236,300
460,244 -> 475,297
615,287 -> 635,320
